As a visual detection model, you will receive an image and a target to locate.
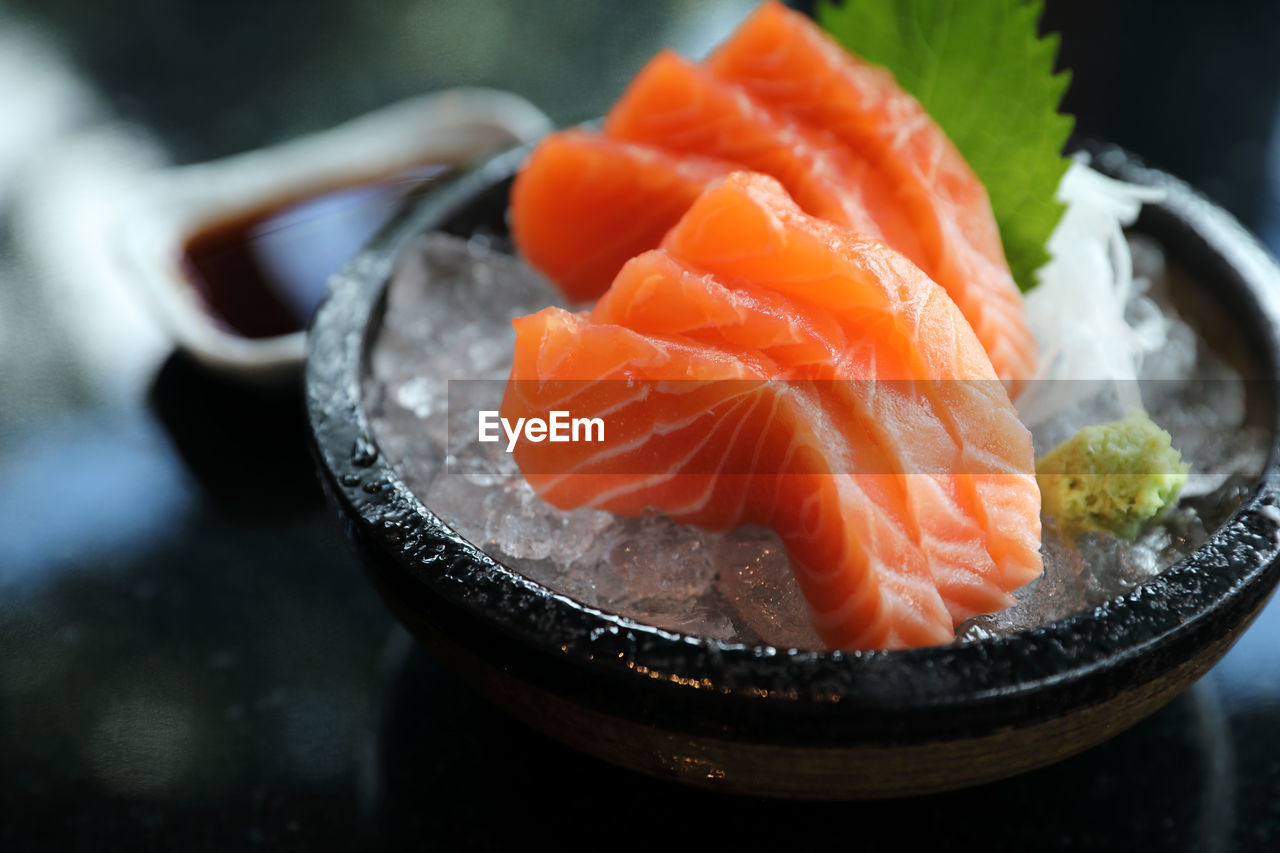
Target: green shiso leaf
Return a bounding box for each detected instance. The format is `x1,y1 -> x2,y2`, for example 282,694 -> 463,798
816,0 -> 1074,291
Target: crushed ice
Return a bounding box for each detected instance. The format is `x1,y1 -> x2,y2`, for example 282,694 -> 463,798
365,167 -> 1269,648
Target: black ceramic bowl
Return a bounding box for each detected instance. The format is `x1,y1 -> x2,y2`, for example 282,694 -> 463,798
305,144 -> 1280,798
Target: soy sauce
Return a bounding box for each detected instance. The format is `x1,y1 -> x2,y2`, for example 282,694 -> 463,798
181,163 -> 453,339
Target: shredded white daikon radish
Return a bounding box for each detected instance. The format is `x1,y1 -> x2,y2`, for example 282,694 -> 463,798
1014,156 -> 1168,427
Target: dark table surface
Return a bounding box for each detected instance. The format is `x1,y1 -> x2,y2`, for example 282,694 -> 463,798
3,1 -> 1280,850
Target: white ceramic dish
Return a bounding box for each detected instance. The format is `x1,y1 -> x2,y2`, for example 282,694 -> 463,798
116,87 -> 550,382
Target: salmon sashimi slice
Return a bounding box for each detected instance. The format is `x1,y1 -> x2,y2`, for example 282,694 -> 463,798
594,250 -> 1019,623
706,0 -> 1036,387
592,254 -> 846,375
603,50 -> 886,240
659,173 -> 1043,595
508,130 -> 737,302
501,307 -> 955,649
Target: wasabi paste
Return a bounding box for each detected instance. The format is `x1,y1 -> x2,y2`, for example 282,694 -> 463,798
1036,410 -> 1189,539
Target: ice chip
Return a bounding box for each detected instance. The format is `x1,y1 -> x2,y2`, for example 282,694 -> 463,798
710,527 -> 822,649
958,519 -> 1087,639
423,472 -> 491,547
626,593 -> 740,643
602,515 -> 715,603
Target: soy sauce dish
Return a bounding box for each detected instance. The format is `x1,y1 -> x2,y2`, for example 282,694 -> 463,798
305,145 -> 1280,799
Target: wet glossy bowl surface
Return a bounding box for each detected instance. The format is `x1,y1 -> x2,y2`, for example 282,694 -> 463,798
305,145 -> 1280,798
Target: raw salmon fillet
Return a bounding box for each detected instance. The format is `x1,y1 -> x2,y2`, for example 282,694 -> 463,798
706,0 -> 1036,388
502,309 -> 956,650
603,50 -> 885,241
508,131 -> 736,302
502,174 -> 1042,649
662,174 -> 1043,594
593,252 -> 1022,625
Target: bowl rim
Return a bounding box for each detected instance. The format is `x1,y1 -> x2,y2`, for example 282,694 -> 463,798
305,142 -> 1280,745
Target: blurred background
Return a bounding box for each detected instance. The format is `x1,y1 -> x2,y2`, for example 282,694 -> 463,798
2,1 -> 1280,850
